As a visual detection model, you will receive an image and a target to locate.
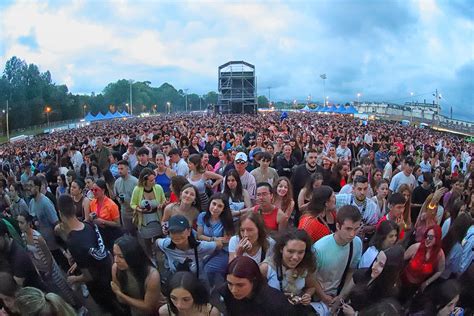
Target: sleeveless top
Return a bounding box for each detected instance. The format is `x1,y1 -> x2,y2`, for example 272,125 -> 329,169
187,172 -> 207,194
155,171 -> 171,194
403,248 -> 437,285
123,270 -> 148,316
253,205 -> 279,231
73,196 -> 85,220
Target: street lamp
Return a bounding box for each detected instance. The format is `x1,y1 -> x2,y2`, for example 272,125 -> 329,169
45,106 -> 52,126
83,104 -> 87,117
3,100 -> 9,141
129,79 -> 134,116
166,102 -> 171,114
357,93 -> 361,105
326,96 -> 329,106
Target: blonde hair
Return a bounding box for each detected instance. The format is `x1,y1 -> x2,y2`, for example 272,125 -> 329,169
15,287 -> 76,316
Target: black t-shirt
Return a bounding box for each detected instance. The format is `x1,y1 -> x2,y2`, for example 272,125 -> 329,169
131,162 -> 157,178
8,240 -> 44,289
412,186 -> 432,205
67,223 -> 112,288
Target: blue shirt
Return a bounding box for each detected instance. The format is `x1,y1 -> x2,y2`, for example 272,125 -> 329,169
197,212 -> 225,238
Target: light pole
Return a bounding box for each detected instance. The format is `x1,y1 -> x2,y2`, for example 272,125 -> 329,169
320,74 -> 327,107
167,102 -> 171,114
184,88 -> 189,112
199,96 -> 202,111
410,92 -> 414,122
129,79 -> 134,116
326,96 -> 329,106
83,104 -> 87,117
45,106 -> 51,126
357,93 -> 361,105
4,100 -> 9,141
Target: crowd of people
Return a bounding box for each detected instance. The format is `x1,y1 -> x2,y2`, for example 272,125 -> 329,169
0,112 -> 472,316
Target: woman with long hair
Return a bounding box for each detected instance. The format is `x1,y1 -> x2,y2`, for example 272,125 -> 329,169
370,179 -> 389,220
189,135 -> 202,155
89,178 -> 122,250
327,162 -> 349,193
187,154 -> 223,212
169,175 -> 189,203
55,174 -> 68,201
297,185 -> 336,243
154,152 -> 177,196
162,184 -> 201,233
69,179 -> 90,221
228,212 -> 275,264
213,150 -> 232,176
297,172 -> 324,213
359,220 -> 399,268
223,169 -> 252,215
197,193 -> 235,284
272,177 -> 295,223
159,271 -> 219,316
15,287 -> 76,316
441,212 -> 472,280
260,229 -> 318,314
130,168 -> 166,258
408,279 -> 462,316
111,235 -> 162,315
340,245 -> 405,316
89,162 -> 103,181
16,211 -> 83,310
397,184 -> 413,230
401,225 -> 445,302
214,255 -> 294,315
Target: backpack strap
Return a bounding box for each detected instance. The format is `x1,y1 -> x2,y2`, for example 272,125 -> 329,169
337,240 -> 353,295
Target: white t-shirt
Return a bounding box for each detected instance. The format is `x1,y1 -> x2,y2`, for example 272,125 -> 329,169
228,236 -> 275,264
313,234 -> 362,296
389,171 -> 417,192
359,245 -> 379,268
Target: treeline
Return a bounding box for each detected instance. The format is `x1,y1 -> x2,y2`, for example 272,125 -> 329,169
0,56 -> 219,130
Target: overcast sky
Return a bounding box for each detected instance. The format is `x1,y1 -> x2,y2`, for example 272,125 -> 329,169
1,0 -> 473,120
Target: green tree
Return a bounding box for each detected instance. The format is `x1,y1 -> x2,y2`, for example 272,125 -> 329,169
258,95 -> 269,107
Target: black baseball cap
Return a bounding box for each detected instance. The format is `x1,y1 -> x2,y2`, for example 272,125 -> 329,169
168,215 -> 190,232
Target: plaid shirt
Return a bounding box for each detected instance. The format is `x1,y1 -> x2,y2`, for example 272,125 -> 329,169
335,193 -> 379,225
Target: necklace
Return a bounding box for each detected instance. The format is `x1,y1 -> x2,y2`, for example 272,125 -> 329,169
144,187 -> 153,193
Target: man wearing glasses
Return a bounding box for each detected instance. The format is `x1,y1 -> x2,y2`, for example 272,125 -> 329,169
233,152 -> 256,200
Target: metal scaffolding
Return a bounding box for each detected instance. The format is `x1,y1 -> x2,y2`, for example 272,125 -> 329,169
217,61 -> 257,114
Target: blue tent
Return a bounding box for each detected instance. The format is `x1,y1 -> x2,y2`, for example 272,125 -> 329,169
104,111 -> 114,119
301,105 -> 311,111
310,105 -> 321,112
345,105 -> 359,114
84,112 -> 95,122
326,105 -> 335,113
120,111 -> 132,117
332,106 -> 344,114
94,112 -> 106,121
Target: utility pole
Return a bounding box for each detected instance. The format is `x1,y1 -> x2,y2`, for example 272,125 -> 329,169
184,88 -> 189,112
320,74 -> 327,107
129,79 -> 134,116
5,100 -> 9,141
